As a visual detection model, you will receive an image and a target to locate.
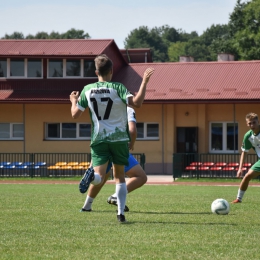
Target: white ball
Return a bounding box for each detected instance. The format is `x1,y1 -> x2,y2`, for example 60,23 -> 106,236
211,198 -> 230,215
91,173 -> 101,185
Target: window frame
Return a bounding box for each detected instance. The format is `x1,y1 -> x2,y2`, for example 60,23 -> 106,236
0,123 -> 24,140
0,59 -> 7,78
47,59 -> 97,79
45,122 -> 91,140
209,121 -> 238,153
136,122 -> 159,140
4,58 -> 43,78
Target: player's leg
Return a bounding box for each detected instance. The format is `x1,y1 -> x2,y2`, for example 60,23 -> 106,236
109,142 -> 129,223
81,165 -> 112,211
113,163 -> 127,222
125,164 -> 147,193
232,161 -> 260,203
108,154 -> 147,209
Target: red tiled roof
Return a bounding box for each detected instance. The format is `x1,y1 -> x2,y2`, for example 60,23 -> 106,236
1,59 -> 260,103
0,79 -> 95,103
0,39 -> 115,57
113,61 -> 260,102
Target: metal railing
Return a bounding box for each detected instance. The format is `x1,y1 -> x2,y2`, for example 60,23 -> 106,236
172,153 -> 258,180
0,153 -> 145,178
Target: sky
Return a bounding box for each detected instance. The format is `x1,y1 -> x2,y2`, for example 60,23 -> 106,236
1,0 -> 239,49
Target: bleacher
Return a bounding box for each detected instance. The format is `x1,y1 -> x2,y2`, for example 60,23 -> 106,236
184,162 -> 251,178
172,153 -> 258,179
0,161 -> 91,177
0,152 -> 145,177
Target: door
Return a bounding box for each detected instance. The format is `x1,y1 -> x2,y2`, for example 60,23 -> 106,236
176,127 -> 198,153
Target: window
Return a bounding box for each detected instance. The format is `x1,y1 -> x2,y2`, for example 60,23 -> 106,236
66,59 -> 81,77
136,123 -> 159,140
46,123 -> 91,139
48,59 -> 96,78
10,59 -> 25,77
0,59 -> 43,78
0,59 -> 7,77
84,61 -> 96,77
0,123 -> 24,140
48,59 -> 63,77
210,122 -> 238,153
28,59 -> 42,77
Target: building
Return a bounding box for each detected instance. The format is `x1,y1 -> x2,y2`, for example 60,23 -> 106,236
1,39 -> 260,175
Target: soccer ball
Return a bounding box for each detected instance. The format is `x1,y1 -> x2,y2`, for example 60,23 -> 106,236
211,198 -> 230,215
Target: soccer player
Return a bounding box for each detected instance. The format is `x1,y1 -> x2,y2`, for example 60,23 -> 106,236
70,54 -> 154,222
81,106 -> 147,212
232,112 -> 260,203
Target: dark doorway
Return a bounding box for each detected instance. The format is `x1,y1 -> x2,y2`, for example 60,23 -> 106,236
176,127 -> 198,153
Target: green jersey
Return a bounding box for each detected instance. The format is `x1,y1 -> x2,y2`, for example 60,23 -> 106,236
77,81 -> 133,146
241,128 -> 260,157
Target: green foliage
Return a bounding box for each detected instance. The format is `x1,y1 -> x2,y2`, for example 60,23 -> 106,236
1,183 -> 260,259
124,26 -> 169,62
124,25 -> 199,62
2,31 -> 24,39
2,28 -> 90,40
168,41 -> 187,62
230,0 -> 260,60
60,28 -> 90,39
184,38 -> 211,61
229,0 -> 248,37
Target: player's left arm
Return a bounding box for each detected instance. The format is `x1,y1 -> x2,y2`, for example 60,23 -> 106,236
70,91 -> 83,119
128,121 -> 137,150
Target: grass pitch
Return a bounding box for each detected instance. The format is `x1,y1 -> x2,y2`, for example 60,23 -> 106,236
1,183 -> 260,259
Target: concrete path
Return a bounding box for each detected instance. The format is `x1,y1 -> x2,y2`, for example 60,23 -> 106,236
107,175 -> 174,184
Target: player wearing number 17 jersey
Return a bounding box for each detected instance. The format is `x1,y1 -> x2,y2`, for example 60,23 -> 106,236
70,54 -> 154,222
77,81 -> 132,145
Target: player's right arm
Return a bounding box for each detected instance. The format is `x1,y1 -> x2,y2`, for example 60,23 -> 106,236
70,91 -> 83,119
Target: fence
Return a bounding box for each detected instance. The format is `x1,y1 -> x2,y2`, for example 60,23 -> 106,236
172,153 -> 258,180
0,153 -> 145,178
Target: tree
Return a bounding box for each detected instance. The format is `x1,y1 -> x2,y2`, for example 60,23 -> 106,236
168,41 -> 187,62
184,38 -> 211,61
61,28 -> 90,39
2,32 -> 24,39
1,29 -> 90,40
178,30 -> 198,42
229,0 -> 248,37
49,31 -> 62,39
33,31 -> 49,39
228,0 -> 260,60
124,26 -> 168,62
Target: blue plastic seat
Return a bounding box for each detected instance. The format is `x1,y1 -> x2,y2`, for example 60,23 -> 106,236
4,165 -> 15,169
15,165 -> 28,169
35,162 -> 46,166
27,165 -> 40,169
12,162 -> 23,166
23,162 -> 34,166
0,162 -> 11,166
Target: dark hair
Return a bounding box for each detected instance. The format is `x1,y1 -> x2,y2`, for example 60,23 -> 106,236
94,54 -> 113,76
246,112 -> 258,121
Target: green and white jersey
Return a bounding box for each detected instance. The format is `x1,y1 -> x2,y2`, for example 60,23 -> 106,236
127,107 -> 136,123
241,128 -> 260,157
77,81 -> 133,146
